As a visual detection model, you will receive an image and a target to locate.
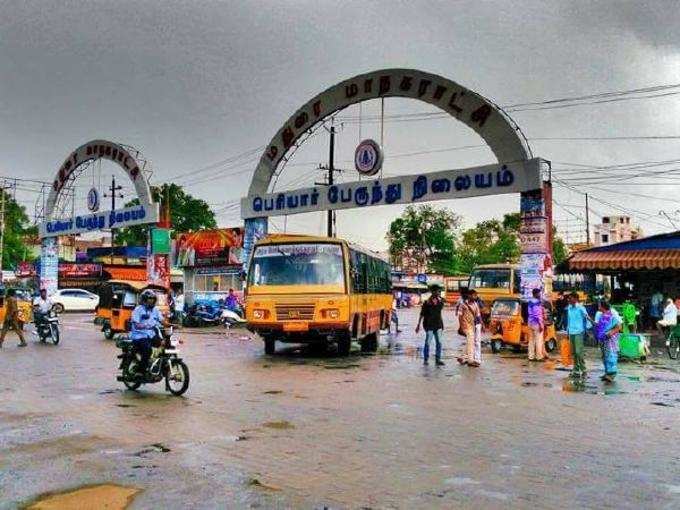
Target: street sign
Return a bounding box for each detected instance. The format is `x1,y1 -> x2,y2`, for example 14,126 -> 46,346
151,228 -> 171,255
87,187 -> 100,212
354,139 -> 383,176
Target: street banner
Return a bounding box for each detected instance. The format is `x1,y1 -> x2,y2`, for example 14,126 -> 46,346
174,228 -> 244,268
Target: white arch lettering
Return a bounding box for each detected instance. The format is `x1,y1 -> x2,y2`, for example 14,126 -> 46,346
248,68 -> 532,196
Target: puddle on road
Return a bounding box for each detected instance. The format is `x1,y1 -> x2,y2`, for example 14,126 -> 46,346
24,484 -> 140,510
262,420 -> 295,430
262,390 -> 283,395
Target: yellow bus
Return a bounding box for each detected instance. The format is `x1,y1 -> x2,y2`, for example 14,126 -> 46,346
468,263 -> 553,318
245,234 -> 392,355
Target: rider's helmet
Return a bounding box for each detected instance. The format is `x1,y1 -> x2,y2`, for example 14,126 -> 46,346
139,289 -> 157,308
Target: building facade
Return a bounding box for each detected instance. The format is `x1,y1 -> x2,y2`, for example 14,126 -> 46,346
593,216 -> 642,247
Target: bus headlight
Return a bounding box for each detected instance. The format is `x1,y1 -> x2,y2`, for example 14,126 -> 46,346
322,308 -> 340,320
253,309 -> 268,320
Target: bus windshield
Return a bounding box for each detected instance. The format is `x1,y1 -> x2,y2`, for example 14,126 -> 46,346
468,269 -> 511,289
248,243 -> 345,288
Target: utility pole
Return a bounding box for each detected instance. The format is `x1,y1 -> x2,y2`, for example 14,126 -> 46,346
585,193 -> 590,246
104,176 -> 124,264
316,123 -> 338,238
0,184 -> 6,281
327,124 -> 335,237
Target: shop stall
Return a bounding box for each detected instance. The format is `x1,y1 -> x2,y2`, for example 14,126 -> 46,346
174,228 -> 244,306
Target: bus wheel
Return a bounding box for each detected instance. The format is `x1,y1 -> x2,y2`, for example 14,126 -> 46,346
264,338 -> 276,355
361,332 -> 378,353
337,332 -> 351,356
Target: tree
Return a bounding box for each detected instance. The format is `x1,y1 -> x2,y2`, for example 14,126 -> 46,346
115,183 -> 217,246
456,214 -> 521,274
386,205 -> 462,275
0,190 -> 32,270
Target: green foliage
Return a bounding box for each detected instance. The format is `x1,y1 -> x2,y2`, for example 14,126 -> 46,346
552,236 -> 568,265
386,205 -> 461,275
0,190 -> 32,269
387,207 -> 568,275
115,183 -> 217,246
456,215 -> 521,274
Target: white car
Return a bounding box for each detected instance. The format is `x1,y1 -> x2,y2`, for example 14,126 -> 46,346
51,288 -> 100,313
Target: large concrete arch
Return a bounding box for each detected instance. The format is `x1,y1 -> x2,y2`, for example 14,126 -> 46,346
248,68 -> 532,196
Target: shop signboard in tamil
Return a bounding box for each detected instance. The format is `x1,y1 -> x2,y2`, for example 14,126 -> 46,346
174,228 -> 244,268
17,261 -> 36,278
58,263 -> 102,278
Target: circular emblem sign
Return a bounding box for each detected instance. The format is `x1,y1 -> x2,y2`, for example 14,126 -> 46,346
87,187 -> 100,212
354,139 -> 383,176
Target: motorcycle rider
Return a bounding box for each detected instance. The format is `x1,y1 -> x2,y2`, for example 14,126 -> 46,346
225,288 -> 242,316
130,289 -> 164,375
32,288 -> 53,327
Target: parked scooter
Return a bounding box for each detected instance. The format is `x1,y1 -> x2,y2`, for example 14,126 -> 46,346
184,301 -> 222,327
33,306 -> 60,345
222,307 -> 247,328
116,325 -> 190,396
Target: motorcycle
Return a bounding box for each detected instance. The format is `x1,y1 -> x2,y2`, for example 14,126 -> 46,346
116,325 -> 190,396
184,301 -> 222,327
222,307 -> 247,328
33,307 -> 60,345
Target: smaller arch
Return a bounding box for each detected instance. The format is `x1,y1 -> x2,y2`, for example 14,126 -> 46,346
45,140 -> 154,220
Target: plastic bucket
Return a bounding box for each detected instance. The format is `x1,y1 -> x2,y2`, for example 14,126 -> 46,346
558,332 -> 572,367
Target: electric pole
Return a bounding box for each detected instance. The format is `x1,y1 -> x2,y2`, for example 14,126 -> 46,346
104,176 -> 124,264
585,193 -> 590,246
327,125 -> 335,237
0,184 -> 6,281
316,123 -> 339,238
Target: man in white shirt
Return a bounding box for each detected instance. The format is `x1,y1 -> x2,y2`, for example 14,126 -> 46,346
32,288 -> 53,324
658,298 -> 678,330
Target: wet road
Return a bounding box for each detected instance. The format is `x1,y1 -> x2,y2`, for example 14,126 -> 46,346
2,308 -> 680,509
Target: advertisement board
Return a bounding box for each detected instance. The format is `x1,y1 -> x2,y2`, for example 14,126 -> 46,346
174,228 -> 244,267
58,263 -> 102,278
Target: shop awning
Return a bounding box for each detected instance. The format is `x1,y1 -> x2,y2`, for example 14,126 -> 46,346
569,249 -> 680,270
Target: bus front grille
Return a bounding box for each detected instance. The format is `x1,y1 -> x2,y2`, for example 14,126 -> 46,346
275,303 -> 316,321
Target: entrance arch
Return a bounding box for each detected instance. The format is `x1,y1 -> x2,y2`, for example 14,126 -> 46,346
249,68 -> 531,195
242,69 -> 551,298
38,140 -> 161,294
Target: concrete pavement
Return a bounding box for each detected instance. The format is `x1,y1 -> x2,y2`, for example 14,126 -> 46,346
1,308 -> 680,509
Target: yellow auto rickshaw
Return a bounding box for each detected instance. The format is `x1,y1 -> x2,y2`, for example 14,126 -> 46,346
0,287 -> 33,327
96,280 -> 169,339
488,297 -> 557,354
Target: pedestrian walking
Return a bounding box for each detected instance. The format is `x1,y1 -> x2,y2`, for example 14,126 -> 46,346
389,294 -> 402,334
565,292 -> 592,379
0,289 -> 27,348
594,300 -> 622,383
415,285 -> 445,366
457,291 -> 482,367
527,288 -> 546,362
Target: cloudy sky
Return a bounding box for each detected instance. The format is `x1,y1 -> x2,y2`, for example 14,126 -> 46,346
2,0 -> 680,250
